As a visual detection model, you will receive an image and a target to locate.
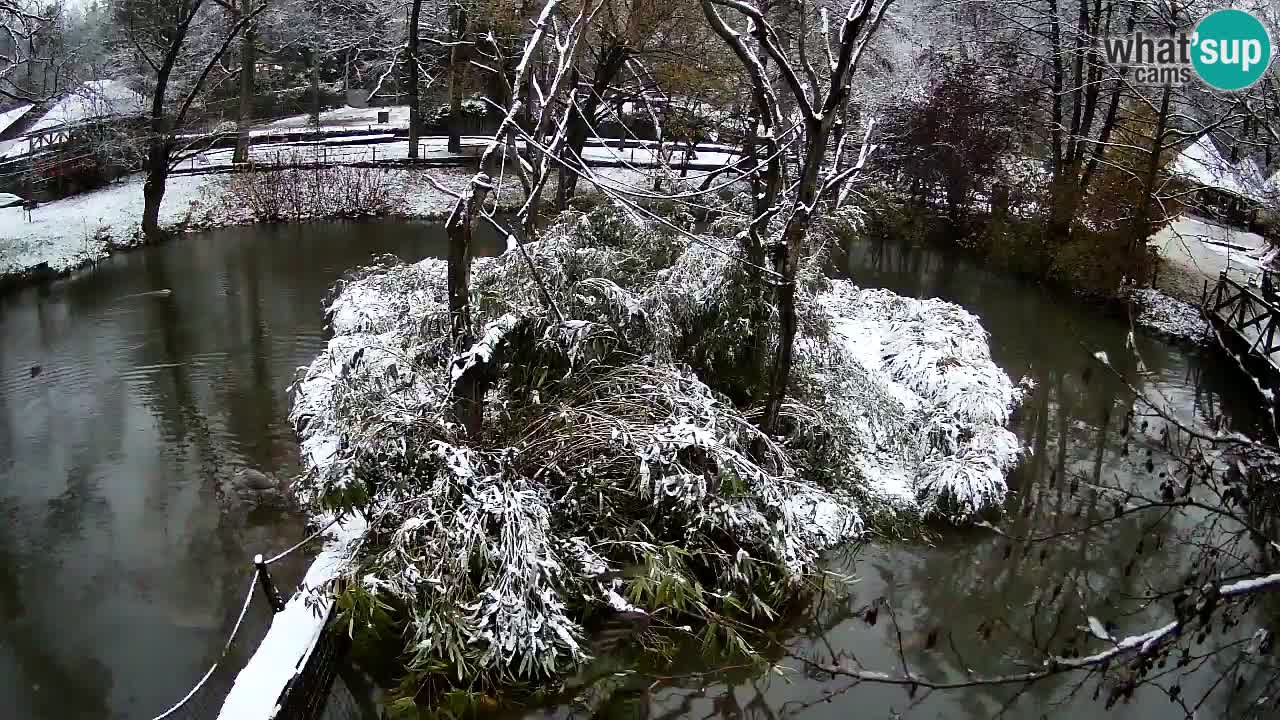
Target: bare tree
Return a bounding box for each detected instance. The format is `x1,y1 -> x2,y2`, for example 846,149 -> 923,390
406,0 -> 424,157
699,0 -> 890,434
446,0 -> 468,153
231,0 -> 256,163
112,0 -> 267,237
0,0 -> 71,101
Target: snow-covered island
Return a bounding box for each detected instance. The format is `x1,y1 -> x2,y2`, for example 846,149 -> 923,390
286,206 -> 1026,692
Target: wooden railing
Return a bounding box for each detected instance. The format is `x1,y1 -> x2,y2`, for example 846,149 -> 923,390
1206,271 -> 1280,364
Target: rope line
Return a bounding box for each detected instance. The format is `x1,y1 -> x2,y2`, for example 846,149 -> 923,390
265,516 -> 340,565
146,515 -> 341,720
149,568 -> 260,720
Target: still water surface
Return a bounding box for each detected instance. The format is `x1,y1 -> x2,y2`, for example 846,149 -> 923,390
0,220 -> 1261,719
0,221 -> 500,719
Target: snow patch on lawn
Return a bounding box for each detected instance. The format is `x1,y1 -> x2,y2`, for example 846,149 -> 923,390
0,174 -> 221,277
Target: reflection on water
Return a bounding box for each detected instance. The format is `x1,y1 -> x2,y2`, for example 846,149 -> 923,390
519,234 -> 1263,720
0,221 -> 500,720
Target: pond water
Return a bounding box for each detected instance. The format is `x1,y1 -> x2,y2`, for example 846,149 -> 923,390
0,221 -> 501,719
0,219 -> 1262,720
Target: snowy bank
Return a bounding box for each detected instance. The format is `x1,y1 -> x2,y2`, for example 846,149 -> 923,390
285,206 -> 1026,692
0,156 -> 722,291
1129,288 -> 1209,343
0,174 -> 217,279
0,167 -> 477,287
1149,214 -> 1273,304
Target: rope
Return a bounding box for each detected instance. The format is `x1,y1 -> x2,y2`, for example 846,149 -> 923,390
265,516 -> 340,565
145,514 -> 342,719
148,568 -> 260,720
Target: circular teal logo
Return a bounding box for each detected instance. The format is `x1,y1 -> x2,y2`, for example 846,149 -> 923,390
1192,9 -> 1272,91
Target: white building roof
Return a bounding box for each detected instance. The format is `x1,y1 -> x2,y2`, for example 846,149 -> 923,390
4,80 -> 145,159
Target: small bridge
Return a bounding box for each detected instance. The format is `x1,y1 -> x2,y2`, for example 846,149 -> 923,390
1204,270 -> 1280,430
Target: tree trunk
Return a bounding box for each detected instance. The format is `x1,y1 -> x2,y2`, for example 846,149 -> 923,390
232,0 -> 255,164
447,207 -> 475,346
446,193 -> 476,429
141,141 -> 168,239
738,112 -> 780,401
142,59 -> 175,240
447,6 -> 468,154
761,114 -> 840,435
1131,84 -> 1173,264
407,0 -> 422,160
555,69 -> 581,211
557,45 -> 627,208
310,50 -> 321,127
523,43 -> 535,131
1041,183 -> 1077,274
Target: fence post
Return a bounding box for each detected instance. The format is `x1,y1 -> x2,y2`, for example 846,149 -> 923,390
255,554 -> 287,613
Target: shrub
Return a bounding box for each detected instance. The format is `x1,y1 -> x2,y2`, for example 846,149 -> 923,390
222,160 -> 405,222
290,205 -> 1025,705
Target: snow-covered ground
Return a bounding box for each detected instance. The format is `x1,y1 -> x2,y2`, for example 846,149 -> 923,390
1130,287 -> 1209,343
1149,214 -> 1274,304
170,134 -> 741,173
0,98 -> 744,287
0,174 -> 219,277
177,136 -> 493,171
0,159 -> 707,286
0,168 -> 482,281
255,104 -> 412,132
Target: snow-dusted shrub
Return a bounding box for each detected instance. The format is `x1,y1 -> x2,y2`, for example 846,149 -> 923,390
813,281 -> 1026,520
223,161 -> 405,222
290,204 -> 1025,697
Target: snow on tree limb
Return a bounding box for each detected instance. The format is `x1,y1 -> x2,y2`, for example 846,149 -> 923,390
796,571 -> 1280,692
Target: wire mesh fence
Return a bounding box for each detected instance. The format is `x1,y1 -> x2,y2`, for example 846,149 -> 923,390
320,674 -> 376,720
